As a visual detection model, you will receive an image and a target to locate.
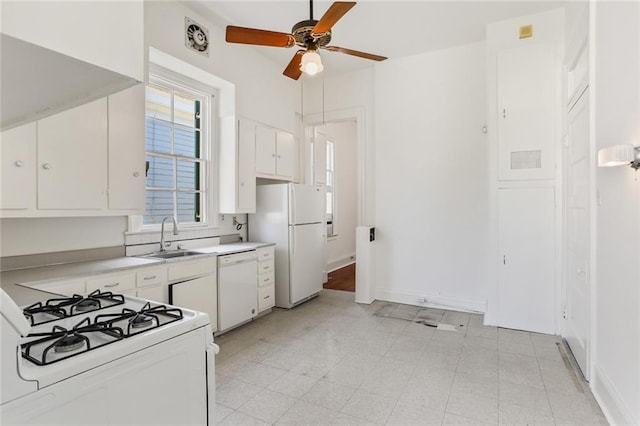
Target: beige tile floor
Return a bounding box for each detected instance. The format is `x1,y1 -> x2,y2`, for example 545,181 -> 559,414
214,290 -> 607,425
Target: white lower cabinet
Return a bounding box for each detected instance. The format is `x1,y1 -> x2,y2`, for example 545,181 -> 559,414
86,272 -> 136,294
257,246 -> 275,313
168,257 -> 217,331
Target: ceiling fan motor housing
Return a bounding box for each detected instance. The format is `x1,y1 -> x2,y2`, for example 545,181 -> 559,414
292,19 -> 332,48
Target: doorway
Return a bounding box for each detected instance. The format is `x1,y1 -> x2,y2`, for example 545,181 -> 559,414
304,109 -> 365,296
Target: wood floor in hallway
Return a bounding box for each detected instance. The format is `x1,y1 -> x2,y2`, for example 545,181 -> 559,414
324,263 -> 355,292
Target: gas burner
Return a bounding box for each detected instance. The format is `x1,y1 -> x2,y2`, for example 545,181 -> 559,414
72,298 -> 101,313
130,313 -> 155,329
94,302 -> 183,337
53,333 -> 87,353
21,317 -> 124,366
22,290 -> 125,326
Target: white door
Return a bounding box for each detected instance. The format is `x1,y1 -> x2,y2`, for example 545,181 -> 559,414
564,87 -> 590,379
37,98 -> 108,210
1,122 -> 36,210
289,223 -> 325,304
255,125 -> 276,175
108,85 -> 145,211
289,184 -> 324,225
498,187 -> 556,334
276,130 -> 295,178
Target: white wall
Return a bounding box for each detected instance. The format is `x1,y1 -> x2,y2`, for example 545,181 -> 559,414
322,121 -> 358,270
592,2 -> 640,424
373,42 -> 489,312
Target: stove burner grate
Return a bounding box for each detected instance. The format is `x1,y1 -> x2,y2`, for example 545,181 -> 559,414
22,290 -> 125,326
93,302 -> 183,337
21,317 -> 124,366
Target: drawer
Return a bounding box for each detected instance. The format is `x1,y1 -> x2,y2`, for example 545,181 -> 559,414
258,261 -> 274,275
168,257 -> 216,282
256,246 -> 274,262
86,272 -> 136,293
136,266 -> 166,288
258,284 -> 275,312
258,271 -> 274,288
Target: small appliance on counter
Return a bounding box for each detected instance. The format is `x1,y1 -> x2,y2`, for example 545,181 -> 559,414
249,183 -> 326,308
0,288 -> 218,425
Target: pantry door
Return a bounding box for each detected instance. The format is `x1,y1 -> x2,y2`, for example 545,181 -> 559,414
498,187 -> 556,334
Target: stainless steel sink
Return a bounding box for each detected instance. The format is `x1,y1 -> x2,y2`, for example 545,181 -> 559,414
142,250 -> 203,259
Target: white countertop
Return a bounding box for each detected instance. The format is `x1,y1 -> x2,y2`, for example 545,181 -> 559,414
0,242 -> 274,306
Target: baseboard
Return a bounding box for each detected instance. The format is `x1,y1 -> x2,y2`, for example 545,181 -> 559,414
375,288 -> 486,314
592,365 -> 637,426
327,255 -> 355,273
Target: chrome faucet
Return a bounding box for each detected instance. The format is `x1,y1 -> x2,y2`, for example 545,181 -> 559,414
159,216 -> 178,252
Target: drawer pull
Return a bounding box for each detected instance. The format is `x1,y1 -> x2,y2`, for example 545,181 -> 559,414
143,275 -> 157,280
104,282 -> 120,288
262,266 -> 269,270
264,295 -> 270,299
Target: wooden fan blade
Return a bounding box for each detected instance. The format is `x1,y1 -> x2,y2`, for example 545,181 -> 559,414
226,26 -> 294,47
283,51 -> 305,80
312,2 -> 356,35
324,46 -> 387,61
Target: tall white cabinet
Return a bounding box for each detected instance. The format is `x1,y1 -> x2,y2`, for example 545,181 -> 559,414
486,9 -> 564,333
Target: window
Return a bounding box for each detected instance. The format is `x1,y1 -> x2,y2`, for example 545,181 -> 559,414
326,140 -> 335,236
144,76 -> 209,226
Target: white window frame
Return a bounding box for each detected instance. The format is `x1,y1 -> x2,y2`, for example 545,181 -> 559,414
142,74 -> 213,230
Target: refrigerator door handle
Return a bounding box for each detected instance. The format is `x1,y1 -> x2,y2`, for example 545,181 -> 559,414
291,229 -> 296,258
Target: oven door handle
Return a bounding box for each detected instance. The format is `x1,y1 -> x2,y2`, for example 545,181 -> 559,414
205,342 -> 220,426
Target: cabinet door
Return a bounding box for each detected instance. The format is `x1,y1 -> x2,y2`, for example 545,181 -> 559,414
238,120 -> 256,212
137,285 -> 166,304
170,275 -> 217,331
255,125 -> 276,175
37,98 -> 108,210
276,130 -> 295,179
1,123 -> 36,210
108,85 -> 145,211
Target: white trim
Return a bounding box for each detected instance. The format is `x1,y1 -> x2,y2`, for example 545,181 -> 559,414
592,366 -> 638,426
375,288 -> 487,314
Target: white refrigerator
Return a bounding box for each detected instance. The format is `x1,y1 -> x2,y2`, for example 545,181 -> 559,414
249,183 -> 326,308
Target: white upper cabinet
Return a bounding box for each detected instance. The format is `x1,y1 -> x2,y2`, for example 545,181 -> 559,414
255,124 -> 296,181
37,98 -> 108,210
108,86 -> 145,212
0,123 -> 36,210
1,87 -> 146,218
219,118 -> 257,214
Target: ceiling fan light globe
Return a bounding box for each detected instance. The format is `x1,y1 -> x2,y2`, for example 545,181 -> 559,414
300,51 -> 324,76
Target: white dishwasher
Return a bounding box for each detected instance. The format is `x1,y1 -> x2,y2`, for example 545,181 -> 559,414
217,250 -> 258,333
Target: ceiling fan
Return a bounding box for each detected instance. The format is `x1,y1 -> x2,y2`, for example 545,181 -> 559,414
225,1 -> 387,80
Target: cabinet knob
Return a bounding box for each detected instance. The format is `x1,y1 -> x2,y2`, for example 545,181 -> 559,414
14,160 -> 24,167
272,154 -> 276,157
42,163 -> 51,170
133,172 -> 140,177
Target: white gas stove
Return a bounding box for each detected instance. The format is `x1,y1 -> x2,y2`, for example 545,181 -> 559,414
0,288 -> 218,425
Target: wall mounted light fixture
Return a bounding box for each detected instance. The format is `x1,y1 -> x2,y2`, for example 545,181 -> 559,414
598,144 -> 640,170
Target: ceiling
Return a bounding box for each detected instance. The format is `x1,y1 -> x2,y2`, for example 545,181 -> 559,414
190,1 -> 578,77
